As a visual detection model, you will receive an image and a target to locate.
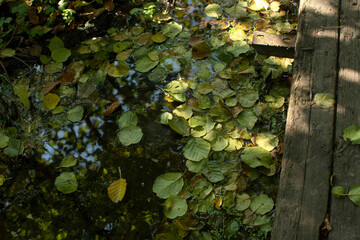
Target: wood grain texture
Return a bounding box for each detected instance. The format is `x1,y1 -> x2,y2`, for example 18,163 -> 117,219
329,0 -> 360,239
271,0 -> 339,239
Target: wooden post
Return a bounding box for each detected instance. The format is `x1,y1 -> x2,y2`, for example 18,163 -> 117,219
271,0 -> 339,239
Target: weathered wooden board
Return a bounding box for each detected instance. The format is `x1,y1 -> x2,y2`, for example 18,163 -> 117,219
329,0 -> 360,239
271,0 -> 339,239
252,31 -> 295,58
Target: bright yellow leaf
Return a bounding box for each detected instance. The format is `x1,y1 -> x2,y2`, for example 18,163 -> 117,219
43,93 -> 60,110
107,178 -> 127,203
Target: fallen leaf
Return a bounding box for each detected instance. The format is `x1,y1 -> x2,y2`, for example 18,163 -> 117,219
42,81 -> 60,94
104,101 -> 121,117
321,213 -> 332,237
59,70 -> 75,85
108,178 -> 127,203
104,0 -> 115,11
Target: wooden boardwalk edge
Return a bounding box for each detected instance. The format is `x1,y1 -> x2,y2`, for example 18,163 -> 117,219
272,0 -> 339,239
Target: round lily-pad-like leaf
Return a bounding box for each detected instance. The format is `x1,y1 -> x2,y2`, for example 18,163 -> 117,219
205,3 -> 222,18
117,111 -> 138,129
343,125 -> 360,144
160,112 -> 173,125
108,61 -> 131,77
0,134 -> 10,148
67,106 -> 84,122
237,110 -> 258,130
55,172 -> 78,194
225,3 -> 247,18
203,161 -> 224,183
51,48 -> 71,63
192,43 -> 211,60
183,138 -> 211,162
164,195 -> 188,219
135,56 -> 159,73
44,62 -> 63,74
256,133 -> 279,151
152,172 -> 184,199
237,89 -> 259,108
314,93 -> 335,109
348,185 -> 360,206
168,117 -> 190,136
4,138 -> 24,157
152,33 -> 167,43
43,93 -> 60,110
236,193 -> 251,211
117,125 -> 143,146
162,21 -> 183,38
211,137 -> 228,151
113,41 -> 132,53
209,106 -> 232,122
188,116 -> 206,128
49,36 -> 64,51
0,48 -> 16,58
173,104 -> 193,119
250,194 -> 274,214
227,40 -> 250,57
242,147 -> 273,169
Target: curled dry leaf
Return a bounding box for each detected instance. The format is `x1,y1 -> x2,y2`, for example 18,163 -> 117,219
104,101 -> 121,117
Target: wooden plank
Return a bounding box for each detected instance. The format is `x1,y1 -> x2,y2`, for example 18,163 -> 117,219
252,31 -> 295,58
271,0 -> 339,239
329,0 -> 360,239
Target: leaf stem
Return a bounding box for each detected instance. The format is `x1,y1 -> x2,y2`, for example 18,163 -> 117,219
118,167 -> 122,179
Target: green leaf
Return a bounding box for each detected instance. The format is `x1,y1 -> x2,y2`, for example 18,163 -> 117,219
51,48 -> 71,63
173,104 -> 193,119
162,21 -> 183,38
152,33 -> 167,43
265,95 -> 285,108
186,159 -> 206,173
236,193 -> 251,211
165,80 -> 189,94
4,138 -> 24,157
55,172 -> 78,194
44,62 -> 63,74
118,111 -> 138,129
0,48 -> 16,58
164,195 -> 188,219
43,93 -> 60,110
209,106 -> 232,122
148,50 -> 159,61
237,89 -> 259,108
67,106 -> 84,122
225,138 -> 243,152
0,174 -> 5,186
49,36 -> 64,51
227,40 -> 250,57
225,3 -> 247,18
107,61 -> 130,77
197,82 -> 213,95
203,161 -> 224,183
256,133 -> 279,151
117,125 -> 143,146
192,43 -> 211,60
343,125 -> 360,144
160,112 -> 173,124
250,194 -> 274,214
242,147 -> 273,169
14,84 -> 30,109
211,137 -> 228,151
0,134 -> 9,148
331,186 -> 345,198
274,20 -> 293,33
135,56 -> 159,73
152,172 -> 184,199
205,4 -> 221,18
348,185 -> 360,206
148,66 -> 167,82
168,117 -> 190,136
58,155 -> 77,168
237,110 -> 258,129
183,138 -> 211,162
254,215 -> 272,230
113,41 -> 132,53
314,93 -> 335,109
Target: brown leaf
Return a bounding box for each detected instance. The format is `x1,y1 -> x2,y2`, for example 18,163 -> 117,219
59,70 -> 75,85
104,101 -> 121,117
137,33 -> 153,46
104,0 -> 115,11
42,81 -> 60,94
192,42 -> 211,60
321,213 -> 332,237
29,44 -> 42,57
188,36 -> 203,46
27,7 -> 39,24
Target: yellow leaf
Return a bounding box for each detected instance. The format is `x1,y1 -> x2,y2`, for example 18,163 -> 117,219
43,93 -> 60,110
107,178 -> 127,203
